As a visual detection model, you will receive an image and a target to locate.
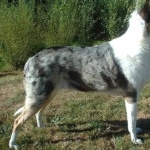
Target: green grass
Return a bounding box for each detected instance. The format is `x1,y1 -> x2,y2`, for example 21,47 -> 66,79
0,75 -> 150,150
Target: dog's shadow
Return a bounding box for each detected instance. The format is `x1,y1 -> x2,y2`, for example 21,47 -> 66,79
48,118 -> 150,143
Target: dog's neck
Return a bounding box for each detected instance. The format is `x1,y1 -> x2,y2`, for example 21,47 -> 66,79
110,11 -> 150,53
109,10 -> 150,90
124,11 -> 149,43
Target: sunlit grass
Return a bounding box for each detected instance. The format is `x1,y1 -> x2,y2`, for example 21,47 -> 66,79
0,75 -> 150,149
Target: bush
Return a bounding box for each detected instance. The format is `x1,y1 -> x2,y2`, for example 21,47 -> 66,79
43,0 -> 78,46
0,0 -> 144,70
0,0 -> 47,70
0,0 -> 38,69
93,0 -> 144,39
42,0 -> 95,46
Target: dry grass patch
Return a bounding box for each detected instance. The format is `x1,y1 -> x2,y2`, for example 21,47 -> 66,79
0,74 -> 23,101
0,75 -> 150,149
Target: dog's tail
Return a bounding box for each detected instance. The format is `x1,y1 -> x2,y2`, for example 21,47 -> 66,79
14,107 -> 24,116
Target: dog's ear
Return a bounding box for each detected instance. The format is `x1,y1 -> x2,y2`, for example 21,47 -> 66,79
139,0 -> 150,23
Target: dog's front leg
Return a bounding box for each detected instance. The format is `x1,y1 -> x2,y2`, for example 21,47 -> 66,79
125,98 -> 142,144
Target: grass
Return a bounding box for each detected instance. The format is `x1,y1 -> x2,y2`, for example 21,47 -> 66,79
0,74 -> 150,150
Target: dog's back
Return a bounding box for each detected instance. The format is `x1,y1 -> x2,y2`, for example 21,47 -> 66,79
23,42 -> 135,95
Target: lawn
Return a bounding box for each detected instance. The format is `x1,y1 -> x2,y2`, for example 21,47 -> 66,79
0,74 -> 150,150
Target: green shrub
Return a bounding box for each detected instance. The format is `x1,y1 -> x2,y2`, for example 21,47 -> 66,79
75,0 -> 96,44
43,0 -> 95,46
0,0 -> 145,70
0,0 -> 42,70
43,0 -> 77,46
94,0 -> 144,39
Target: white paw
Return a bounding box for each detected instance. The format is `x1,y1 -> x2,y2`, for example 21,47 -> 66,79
132,139 -> 143,144
136,127 -> 142,133
9,142 -> 18,150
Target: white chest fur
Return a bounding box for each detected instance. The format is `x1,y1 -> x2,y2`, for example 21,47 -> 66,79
109,12 -> 150,91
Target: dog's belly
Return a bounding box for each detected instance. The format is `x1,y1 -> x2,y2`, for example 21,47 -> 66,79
67,70 -> 124,94
98,88 -> 123,96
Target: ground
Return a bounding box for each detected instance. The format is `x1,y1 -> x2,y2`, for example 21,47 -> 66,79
0,74 -> 150,150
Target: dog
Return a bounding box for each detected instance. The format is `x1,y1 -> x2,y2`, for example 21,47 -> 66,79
9,0 -> 150,149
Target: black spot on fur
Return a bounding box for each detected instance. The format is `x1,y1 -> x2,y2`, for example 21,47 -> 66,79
68,71 -> 95,92
32,81 -> 37,86
115,71 -> 128,88
35,54 -> 45,63
67,48 -> 74,52
113,61 -> 137,99
48,64 -> 56,70
62,57 -> 67,61
44,81 -> 54,95
34,64 -> 45,77
123,82 -> 137,101
125,89 -> 137,99
38,68 -> 45,77
55,55 -> 60,62
68,71 -> 81,82
113,59 -> 137,99
38,81 -> 54,97
101,73 -> 114,88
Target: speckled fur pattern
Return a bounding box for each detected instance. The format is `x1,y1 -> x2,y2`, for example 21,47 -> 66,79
9,0 -> 150,149
23,43 -> 135,95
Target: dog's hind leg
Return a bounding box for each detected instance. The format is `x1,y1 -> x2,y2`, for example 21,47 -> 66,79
9,105 -> 38,149
35,88 -> 57,128
13,106 -> 47,128
35,97 -> 55,128
125,97 -> 142,144
9,93 -> 55,150
36,107 -> 46,128
9,77 -> 56,149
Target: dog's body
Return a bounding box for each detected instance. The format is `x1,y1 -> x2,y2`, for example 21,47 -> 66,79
9,1 -> 150,149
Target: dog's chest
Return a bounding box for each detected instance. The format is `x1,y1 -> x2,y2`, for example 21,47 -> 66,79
110,38 -> 150,90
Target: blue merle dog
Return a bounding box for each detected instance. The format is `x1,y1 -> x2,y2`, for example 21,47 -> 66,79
9,0 -> 150,149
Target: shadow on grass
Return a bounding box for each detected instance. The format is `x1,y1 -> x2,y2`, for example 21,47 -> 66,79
137,118 -> 150,132
49,119 -> 128,143
18,119 -> 150,147
49,118 -> 150,143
